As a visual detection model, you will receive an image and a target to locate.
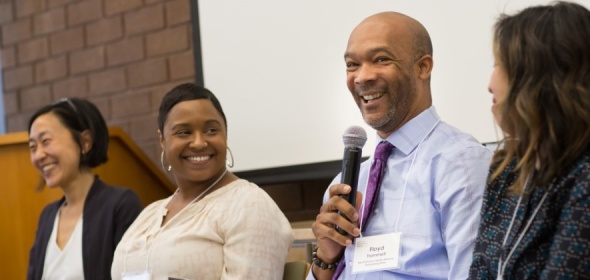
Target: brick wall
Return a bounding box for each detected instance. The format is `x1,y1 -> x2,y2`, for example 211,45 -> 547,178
0,0 -> 324,223
0,0 -> 196,165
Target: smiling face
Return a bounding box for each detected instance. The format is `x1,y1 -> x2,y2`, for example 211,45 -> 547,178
29,113 -> 86,188
159,99 -> 228,188
345,14 -> 430,138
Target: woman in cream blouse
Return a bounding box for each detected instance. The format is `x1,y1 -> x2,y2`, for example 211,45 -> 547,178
111,83 -> 294,279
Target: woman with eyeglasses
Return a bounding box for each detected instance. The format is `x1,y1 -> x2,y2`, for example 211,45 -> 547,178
111,83 -> 293,279
27,98 -> 143,280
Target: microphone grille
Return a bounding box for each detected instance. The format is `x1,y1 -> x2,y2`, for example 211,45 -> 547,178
343,125 -> 367,148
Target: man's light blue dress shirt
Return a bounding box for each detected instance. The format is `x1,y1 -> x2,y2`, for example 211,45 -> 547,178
307,106 -> 492,280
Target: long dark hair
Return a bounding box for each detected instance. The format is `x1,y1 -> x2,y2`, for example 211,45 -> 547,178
491,1 -> 590,193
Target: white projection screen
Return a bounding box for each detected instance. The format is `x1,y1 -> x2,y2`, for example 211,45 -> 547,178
197,0 -> 589,172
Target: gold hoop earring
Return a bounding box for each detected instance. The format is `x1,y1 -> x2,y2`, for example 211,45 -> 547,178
160,151 -> 172,172
226,147 -> 234,168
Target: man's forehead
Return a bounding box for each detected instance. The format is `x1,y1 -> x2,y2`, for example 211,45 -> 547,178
348,24 -> 410,49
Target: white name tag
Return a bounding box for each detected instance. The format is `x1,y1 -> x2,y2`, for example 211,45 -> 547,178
122,271 -> 151,280
351,232 -> 401,274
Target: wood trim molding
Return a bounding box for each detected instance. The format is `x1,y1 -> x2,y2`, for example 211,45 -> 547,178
108,127 -> 176,192
234,157 -> 368,186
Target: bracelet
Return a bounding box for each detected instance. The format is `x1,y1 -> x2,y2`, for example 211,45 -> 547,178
311,246 -> 340,270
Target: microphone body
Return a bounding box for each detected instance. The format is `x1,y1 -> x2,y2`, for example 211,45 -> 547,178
336,126 -> 367,235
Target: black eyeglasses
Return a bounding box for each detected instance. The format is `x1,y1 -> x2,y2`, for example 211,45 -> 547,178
54,98 -> 79,114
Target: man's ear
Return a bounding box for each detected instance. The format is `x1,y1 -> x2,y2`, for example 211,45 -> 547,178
80,130 -> 93,154
416,54 -> 433,80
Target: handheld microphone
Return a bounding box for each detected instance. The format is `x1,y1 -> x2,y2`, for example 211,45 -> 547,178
336,125 -> 367,235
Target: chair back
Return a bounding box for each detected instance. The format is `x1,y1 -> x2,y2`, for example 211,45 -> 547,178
283,260 -> 310,280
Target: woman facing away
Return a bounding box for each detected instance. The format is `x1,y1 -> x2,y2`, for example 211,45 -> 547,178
27,98 -> 143,280
111,83 -> 294,280
469,1 -> 590,279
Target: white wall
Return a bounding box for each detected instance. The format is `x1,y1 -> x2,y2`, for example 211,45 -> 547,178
198,0 -> 589,172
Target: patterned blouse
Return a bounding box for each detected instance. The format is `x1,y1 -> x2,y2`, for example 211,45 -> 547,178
469,150 -> 590,279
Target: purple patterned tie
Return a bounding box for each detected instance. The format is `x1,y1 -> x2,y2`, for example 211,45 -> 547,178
332,141 -> 393,279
